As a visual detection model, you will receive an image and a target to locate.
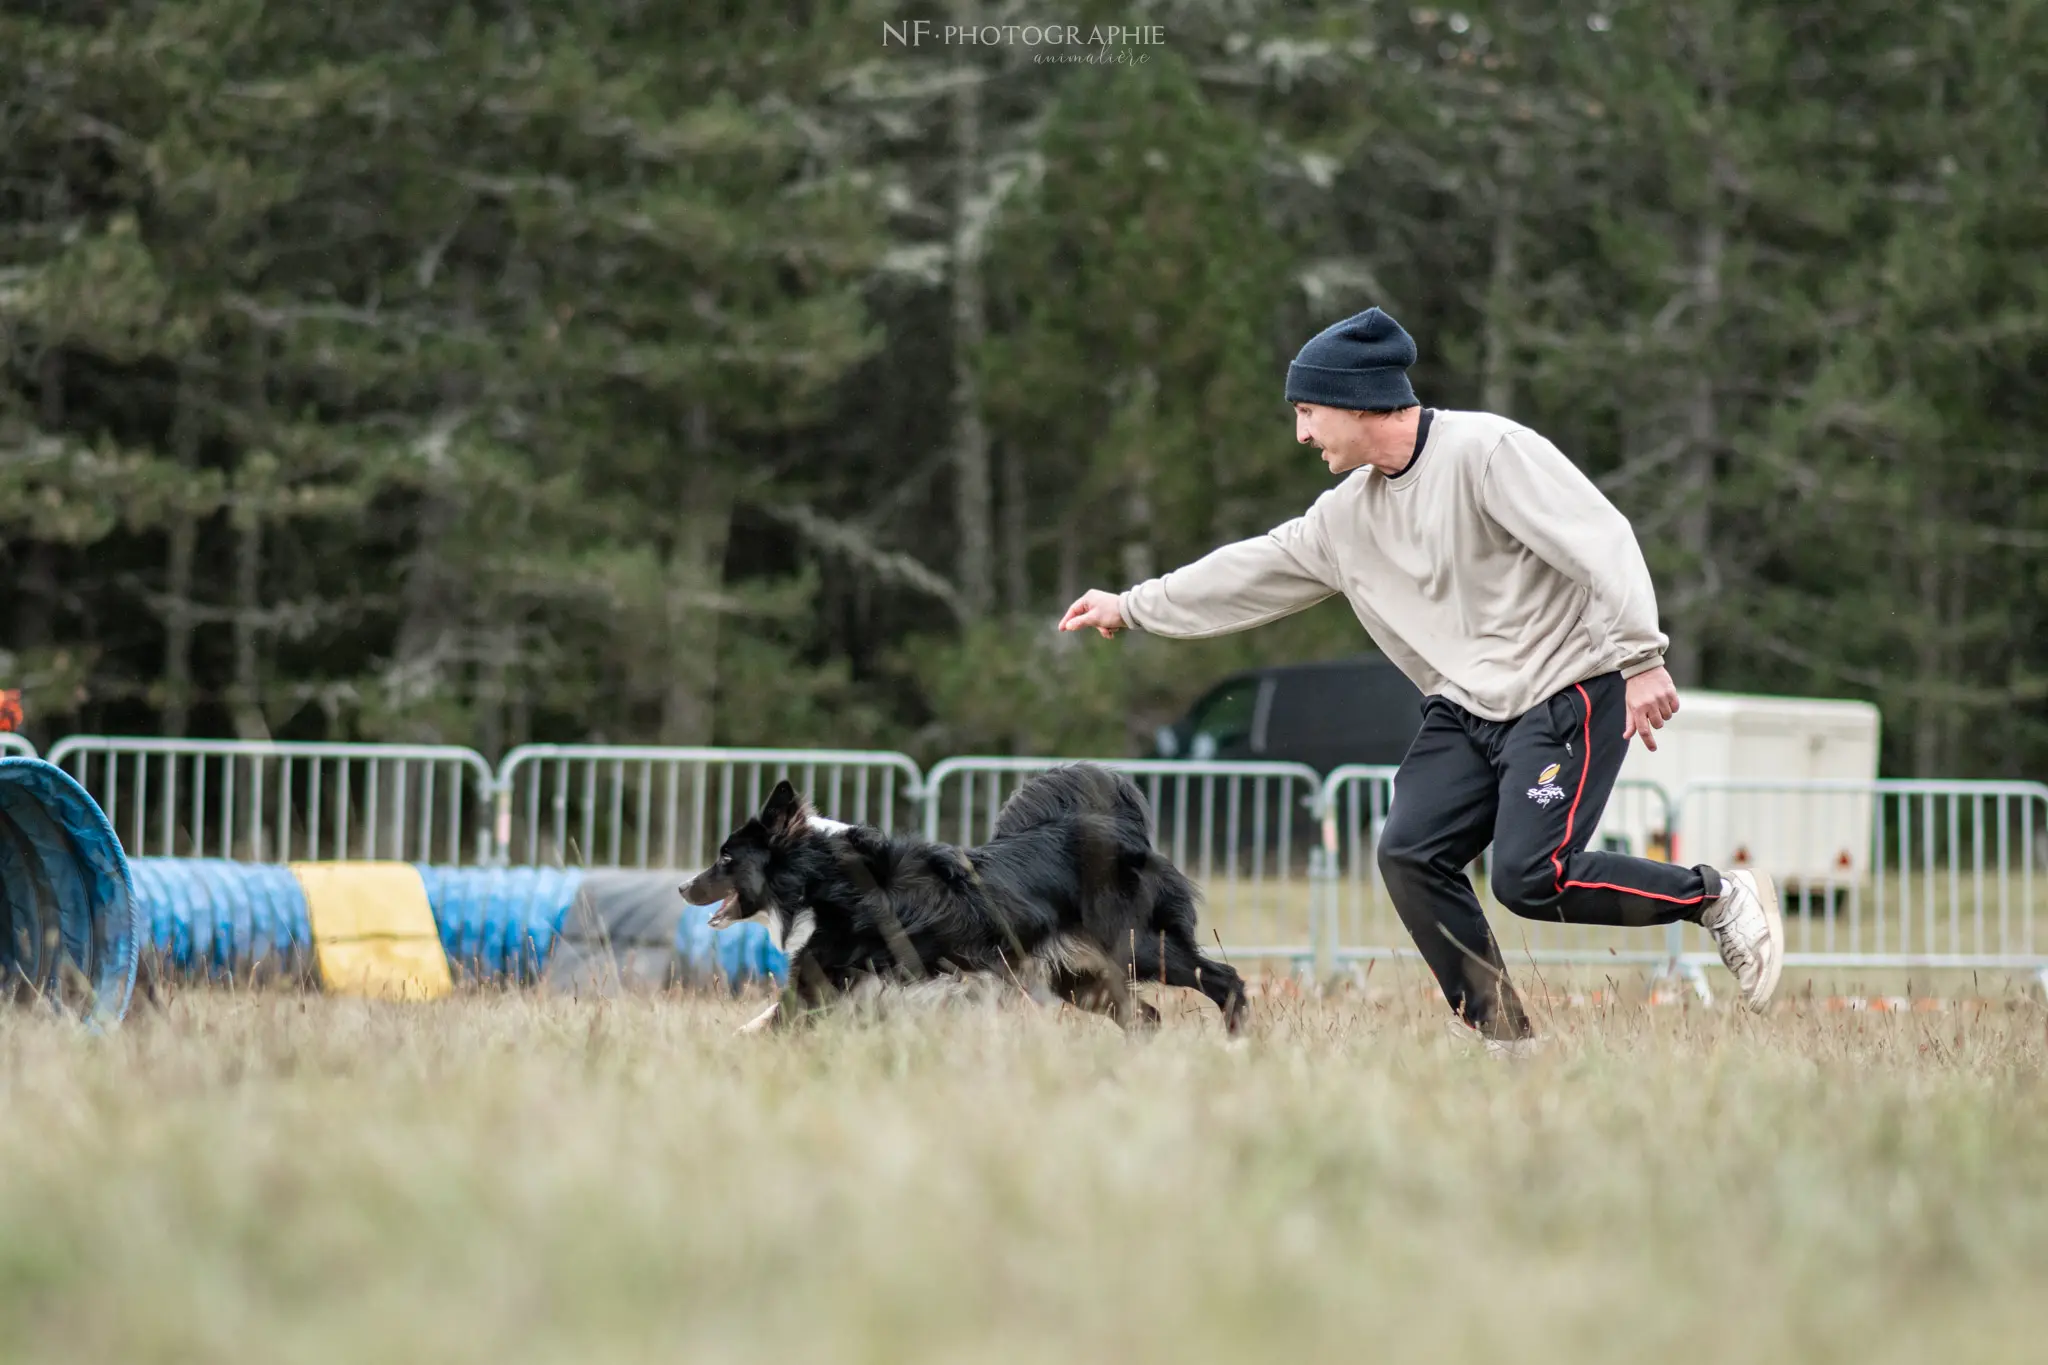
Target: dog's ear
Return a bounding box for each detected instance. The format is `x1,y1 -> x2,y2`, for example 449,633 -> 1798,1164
760,779 -> 809,836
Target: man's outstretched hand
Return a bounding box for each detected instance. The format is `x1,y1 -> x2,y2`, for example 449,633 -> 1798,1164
1623,665 -> 1680,751
1059,590 -> 1126,638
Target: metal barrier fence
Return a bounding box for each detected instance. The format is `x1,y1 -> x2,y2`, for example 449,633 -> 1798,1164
0,734 -> 36,758
493,745 -> 925,869
46,737 -> 497,864
1666,779 -> 2048,972
1318,765 -> 1680,973
922,756 -> 1326,961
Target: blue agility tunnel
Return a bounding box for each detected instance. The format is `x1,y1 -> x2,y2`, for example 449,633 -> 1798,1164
0,757 -> 143,1023
124,859 -> 786,992
0,749 -> 778,1010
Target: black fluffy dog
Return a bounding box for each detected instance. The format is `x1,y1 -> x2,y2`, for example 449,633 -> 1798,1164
680,763 -> 1247,1034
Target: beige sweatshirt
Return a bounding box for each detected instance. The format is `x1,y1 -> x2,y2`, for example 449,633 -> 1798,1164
1118,409 -> 1668,723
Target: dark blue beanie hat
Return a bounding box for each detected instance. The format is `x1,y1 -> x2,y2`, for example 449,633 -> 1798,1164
1284,307 -> 1418,410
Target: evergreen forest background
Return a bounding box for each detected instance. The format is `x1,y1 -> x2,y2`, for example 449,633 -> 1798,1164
3,0 -> 2044,777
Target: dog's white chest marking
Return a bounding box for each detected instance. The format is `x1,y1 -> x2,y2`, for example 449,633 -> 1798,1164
782,909 -> 816,959
759,906 -> 817,958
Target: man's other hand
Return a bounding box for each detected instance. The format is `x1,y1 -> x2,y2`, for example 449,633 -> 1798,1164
1059,590 -> 1126,638
1623,666 -> 1680,751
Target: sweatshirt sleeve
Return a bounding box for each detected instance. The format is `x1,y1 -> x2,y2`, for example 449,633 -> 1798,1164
1479,428 -> 1669,678
1119,497 -> 1340,639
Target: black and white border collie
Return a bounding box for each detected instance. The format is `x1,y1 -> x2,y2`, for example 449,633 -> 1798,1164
679,763 -> 1247,1035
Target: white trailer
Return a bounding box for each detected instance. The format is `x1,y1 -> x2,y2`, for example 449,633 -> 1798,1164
1591,691 -> 1883,891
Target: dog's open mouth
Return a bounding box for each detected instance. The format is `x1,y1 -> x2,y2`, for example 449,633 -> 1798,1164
706,894 -> 739,929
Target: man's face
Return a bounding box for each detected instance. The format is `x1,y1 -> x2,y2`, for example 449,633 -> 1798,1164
1295,402 -> 1372,475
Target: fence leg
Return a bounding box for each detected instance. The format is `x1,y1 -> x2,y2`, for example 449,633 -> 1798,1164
1651,958 -> 1714,1006
492,780 -> 512,868
1652,920 -> 1715,1006
1680,961 -> 1714,1007
1309,800 -> 1341,987
1308,846 -> 1336,987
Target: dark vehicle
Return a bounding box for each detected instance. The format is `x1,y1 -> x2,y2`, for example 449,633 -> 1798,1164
1153,655 -> 1424,775
1141,656 -> 1424,869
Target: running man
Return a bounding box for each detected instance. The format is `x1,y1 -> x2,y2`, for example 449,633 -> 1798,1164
1058,307 -> 1784,1042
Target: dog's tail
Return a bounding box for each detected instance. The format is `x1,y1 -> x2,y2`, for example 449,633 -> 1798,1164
993,763 -> 1156,847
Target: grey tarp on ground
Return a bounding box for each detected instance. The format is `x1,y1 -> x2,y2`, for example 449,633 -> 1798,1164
543,870 -> 725,995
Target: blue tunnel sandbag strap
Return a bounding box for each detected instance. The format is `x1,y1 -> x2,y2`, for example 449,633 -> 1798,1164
267,861 -> 312,965
724,914 -> 788,988
247,863 -> 312,977
127,861 -> 171,969
522,868 -> 580,976
195,858 -> 230,976
132,859 -> 191,971
414,865 -> 467,971
496,867 -> 557,979
675,899 -> 787,991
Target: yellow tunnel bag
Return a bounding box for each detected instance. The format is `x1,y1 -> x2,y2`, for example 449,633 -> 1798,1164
290,861 -> 454,1001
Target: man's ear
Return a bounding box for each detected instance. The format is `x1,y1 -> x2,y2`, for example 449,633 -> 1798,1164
761,779 -> 807,835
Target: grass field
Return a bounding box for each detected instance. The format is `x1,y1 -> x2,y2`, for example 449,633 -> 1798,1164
3,978 -> 2047,1364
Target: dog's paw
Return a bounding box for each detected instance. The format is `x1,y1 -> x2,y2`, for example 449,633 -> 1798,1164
735,1000 -> 782,1035
1118,1000 -> 1163,1037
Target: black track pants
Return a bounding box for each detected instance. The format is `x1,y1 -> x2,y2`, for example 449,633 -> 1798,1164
1375,671 -> 1724,1038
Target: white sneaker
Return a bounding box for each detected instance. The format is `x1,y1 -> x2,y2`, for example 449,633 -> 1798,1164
1701,869 -> 1785,1010
1444,1016 -> 1547,1060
